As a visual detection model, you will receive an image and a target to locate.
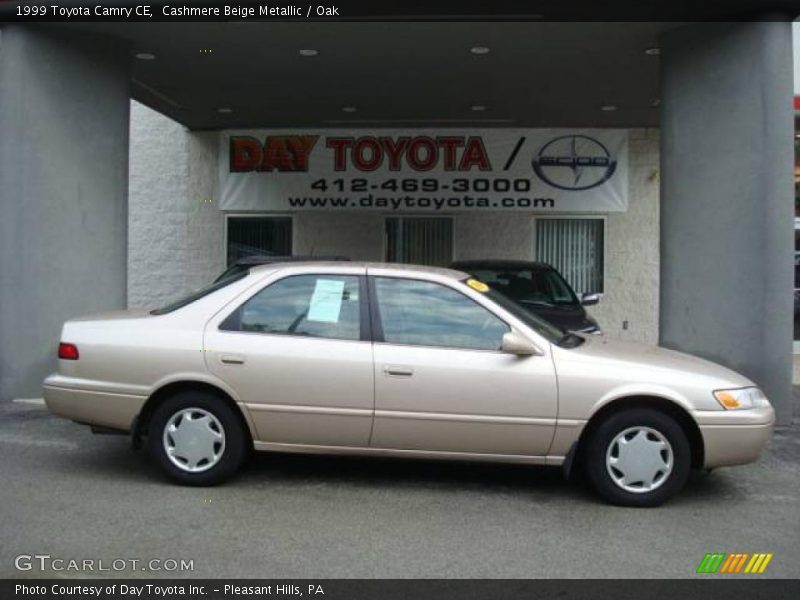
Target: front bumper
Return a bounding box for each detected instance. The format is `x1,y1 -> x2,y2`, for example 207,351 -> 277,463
694,406 -> 775,468
43,374 -> 146,432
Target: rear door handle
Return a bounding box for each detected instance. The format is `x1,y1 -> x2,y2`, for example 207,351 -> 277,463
220,354 -> 245,365
385,365 -> 414,377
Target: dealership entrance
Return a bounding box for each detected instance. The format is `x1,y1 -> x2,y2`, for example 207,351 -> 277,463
0,16 -> 796,423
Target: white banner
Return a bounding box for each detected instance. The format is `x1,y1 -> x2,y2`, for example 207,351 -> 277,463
218,129 -> 628,213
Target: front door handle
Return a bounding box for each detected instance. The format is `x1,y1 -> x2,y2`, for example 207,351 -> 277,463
385,365 -> 414,377
220,354 -> 245,365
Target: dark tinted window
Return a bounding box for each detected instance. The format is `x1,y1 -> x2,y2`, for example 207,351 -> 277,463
226,217 -> 292,266
374,277 -> 509,351
231,275 -> 361,341
467,267 -> 578,307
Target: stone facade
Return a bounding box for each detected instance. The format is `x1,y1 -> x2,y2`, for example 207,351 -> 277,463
128,102 -> 223,308
592,129 -> 660,343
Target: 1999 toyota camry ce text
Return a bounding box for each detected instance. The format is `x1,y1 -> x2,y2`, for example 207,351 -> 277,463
43,262 -> 774,506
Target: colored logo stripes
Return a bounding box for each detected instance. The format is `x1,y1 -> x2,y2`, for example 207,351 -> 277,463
696,553 -> 773,574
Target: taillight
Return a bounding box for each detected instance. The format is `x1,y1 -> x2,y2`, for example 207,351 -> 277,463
58,342 -> 79,360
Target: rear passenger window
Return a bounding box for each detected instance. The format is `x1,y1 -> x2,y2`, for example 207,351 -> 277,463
374,277 -> 509,351
226,275 -> 361,341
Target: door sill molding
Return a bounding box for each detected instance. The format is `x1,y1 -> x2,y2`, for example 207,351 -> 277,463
253,440 -> 560,465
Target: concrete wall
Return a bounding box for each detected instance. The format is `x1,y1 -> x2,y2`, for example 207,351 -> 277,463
794,21 -> 800,95
294,213 -> 385,261
660,21 -> 794,423
127,102 -> 224,308
0,26 -> 130,400
593,129 -> 661,343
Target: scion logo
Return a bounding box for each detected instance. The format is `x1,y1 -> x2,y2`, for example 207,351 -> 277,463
532,135 -> 617,191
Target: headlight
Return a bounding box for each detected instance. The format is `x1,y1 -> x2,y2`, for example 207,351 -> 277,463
713,387 -> 769,410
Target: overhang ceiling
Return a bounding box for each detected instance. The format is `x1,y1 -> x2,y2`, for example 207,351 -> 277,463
45,21 -> 760,129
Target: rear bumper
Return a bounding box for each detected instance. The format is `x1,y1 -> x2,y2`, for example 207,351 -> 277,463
43,374 -> 147,433
694,406 -> 775,468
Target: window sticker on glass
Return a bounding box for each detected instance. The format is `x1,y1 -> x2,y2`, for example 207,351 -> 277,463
466,278 -> 489,293
307,279 -> 346,323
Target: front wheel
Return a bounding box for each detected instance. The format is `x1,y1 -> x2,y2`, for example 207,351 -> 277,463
147,391 -> 248,486
585,408 -> 691,507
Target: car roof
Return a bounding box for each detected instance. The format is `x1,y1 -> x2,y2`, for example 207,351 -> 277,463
249,261 -> 469,280
232,255 -> 350,266
451,259 -> 553,270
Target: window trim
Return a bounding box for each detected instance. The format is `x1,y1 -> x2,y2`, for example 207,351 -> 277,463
531,214 -> 607,296
219,273 -> 372,344
223,212 -> 295,268
368,274 -> 512,353
383,215 -> 455,266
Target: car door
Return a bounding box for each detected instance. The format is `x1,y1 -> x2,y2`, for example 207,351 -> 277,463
204,269 -> 374,447
368,273 -> 558,457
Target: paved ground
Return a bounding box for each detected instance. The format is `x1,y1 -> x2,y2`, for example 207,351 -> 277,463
1,400 -> 798,579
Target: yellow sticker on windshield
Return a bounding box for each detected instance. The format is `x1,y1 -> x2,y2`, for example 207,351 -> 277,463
466,278 -> 489,293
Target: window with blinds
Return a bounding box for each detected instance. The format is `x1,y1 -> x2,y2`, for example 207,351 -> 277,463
385,217 -> 453,267
226,216 -> 293,266
535,218 -> 604,294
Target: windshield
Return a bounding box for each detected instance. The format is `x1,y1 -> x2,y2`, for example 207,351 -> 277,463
467,266 -> 579,308
151,270 -> 248,315
465,280 -> 582,347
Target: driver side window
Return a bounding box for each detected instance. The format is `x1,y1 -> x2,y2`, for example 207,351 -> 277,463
225,274 -> 361,341
374,277 -> 509,351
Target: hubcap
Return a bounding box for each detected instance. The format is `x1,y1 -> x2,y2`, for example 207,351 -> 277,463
605,426 -> 673,494
162,408 -> 226,473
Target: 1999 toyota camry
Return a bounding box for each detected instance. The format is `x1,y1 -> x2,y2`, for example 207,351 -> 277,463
43,262 -> 774,506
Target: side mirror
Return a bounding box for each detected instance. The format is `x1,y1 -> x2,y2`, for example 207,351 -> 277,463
581,293 -> 600,306
501,331 -> 538,356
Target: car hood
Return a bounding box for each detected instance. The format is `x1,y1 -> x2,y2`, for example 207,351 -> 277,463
559,335 -> 755,390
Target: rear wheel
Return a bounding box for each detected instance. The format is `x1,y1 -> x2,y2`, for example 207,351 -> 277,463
147,391 -> 247,486
585,408 -> 691,507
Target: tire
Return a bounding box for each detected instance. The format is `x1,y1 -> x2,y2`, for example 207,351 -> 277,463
147,390 -> 248,486
585,408 -> 691,507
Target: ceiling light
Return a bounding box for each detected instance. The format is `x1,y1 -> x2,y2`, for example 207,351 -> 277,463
471,105 -> 487,112
644,47 -> 661,56
299,49 -> 319,57
470,46 -> 490,55
217,107 -> 233,114
341,106 -> 357,113
601,105 -> 617,112
135,52 -> 156,60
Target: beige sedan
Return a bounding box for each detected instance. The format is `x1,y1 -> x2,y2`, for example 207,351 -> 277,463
43,262 -> 774,506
